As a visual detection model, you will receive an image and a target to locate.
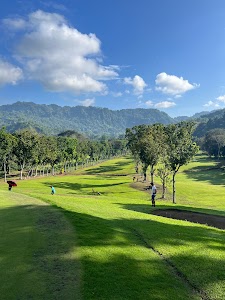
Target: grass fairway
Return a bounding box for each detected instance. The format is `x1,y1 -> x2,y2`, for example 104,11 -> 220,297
0,190 -> 81,299
0,155 -> 225,299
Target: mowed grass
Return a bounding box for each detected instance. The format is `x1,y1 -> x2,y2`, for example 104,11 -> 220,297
0,191 -> 81,299
0,155 -> 225,299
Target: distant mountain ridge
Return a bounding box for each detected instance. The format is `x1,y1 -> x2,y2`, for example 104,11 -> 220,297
0,101 -> 175,136
0,101 -> 223,137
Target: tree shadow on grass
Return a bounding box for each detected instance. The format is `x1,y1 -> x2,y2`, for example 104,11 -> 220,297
183,165 -> 225,186
193,153 -> 218,163
63,209 -> 225,300
42,181 -> 126,195
2,199 -> 225,299
0,203 -> 81,300
84,160 -> 131,175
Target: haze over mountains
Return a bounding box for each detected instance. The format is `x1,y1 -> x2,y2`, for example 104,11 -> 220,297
0,101 -> 222,137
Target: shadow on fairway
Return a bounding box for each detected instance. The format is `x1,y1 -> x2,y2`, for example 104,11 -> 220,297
62,209 -> 225,300
183,164 -> 225,186
2,200 -> 225,300
42,180 -> 126,194
84,160 -> 130,175
0,204 -> 81,300
120,203 -> 225,218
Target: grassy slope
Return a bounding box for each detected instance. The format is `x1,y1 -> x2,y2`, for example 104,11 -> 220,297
0,155 -> 225,299
0,190 -> 81,299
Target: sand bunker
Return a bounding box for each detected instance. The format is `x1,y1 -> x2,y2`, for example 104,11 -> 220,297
152,209 -> 225,230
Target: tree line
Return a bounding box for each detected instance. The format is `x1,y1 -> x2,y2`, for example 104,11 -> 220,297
0,127 -> 127,181
126,122 -> 199,203
198,128 -> 225,159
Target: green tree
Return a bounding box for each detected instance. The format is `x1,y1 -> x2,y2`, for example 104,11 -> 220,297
165,122 -> 199,203
203,128 -> 225,158
156,153 -> 171,199
56,136 -> 77,172
45,136 -> 59,175
126,125 -> 148,179
13,129 -> 39,179
0,128 -> 17,182
140,124 -> 164,183
126,124 -> 163,182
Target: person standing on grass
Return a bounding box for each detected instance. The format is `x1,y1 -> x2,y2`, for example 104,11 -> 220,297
51,186 -> 56,195
150,182 -> 157,207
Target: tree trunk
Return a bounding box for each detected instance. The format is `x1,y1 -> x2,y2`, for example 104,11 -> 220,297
150,165 -> 154,183
4,162 -> 7,182
143,172 -> 146,181
172,171 -> 177,204
162,177 -> 166,199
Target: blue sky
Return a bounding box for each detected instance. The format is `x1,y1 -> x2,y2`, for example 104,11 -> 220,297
1,0 -> 225,117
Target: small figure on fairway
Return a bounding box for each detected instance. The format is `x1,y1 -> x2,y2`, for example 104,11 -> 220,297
7,180 -> 17,191
51,186 -> 56,195
150,182 -> 157,207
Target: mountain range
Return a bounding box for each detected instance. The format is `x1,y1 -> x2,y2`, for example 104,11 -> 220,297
0,101 -> 223,137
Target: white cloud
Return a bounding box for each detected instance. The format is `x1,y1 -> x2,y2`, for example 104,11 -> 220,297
216,95 -> 225,103
41,1 -> 67,11
203,101 -> 220,107
124,75 -> 147,95
0,59 -> 23,86
5,10 -> 118,94
145,100 -> 154,107
144,100 -> 176,109
155,101 -> 176,108
80,98 -> 95,107
112,92 -> 122,97
2,18 -> 27,30
155,72 -> 199,95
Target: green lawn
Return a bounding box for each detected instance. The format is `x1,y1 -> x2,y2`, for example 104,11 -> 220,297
0,191 -> 81,299
0,155 -> 225,299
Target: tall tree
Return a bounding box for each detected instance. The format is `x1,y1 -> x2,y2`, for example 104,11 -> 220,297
13,129 -> 39,179
0,128 -> 17,182
126,125 -> 149,179
44,136 -> 58,175
126,124 -> 163,182
140,124 -> 164,183
165,122 -> 199,203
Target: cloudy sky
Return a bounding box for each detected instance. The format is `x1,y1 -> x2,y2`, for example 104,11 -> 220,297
1,0 -> 225,116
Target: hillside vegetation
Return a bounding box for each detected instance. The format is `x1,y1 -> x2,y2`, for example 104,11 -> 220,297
1,101 -> 225,138
0,101 -> 174,136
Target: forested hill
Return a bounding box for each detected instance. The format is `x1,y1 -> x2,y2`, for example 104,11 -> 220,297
0,101 -> 175,136
194,108 -> 225,137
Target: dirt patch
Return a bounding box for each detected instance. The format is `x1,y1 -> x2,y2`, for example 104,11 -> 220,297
152,209 -> 225,230
130,181 -> 151,192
